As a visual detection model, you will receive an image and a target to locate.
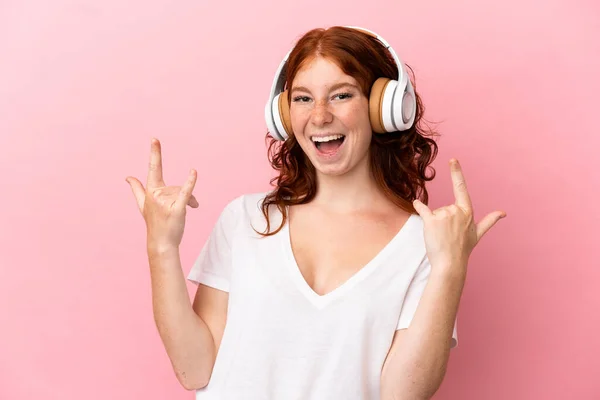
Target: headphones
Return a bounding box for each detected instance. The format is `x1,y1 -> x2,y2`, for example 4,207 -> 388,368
264,26 -> 416,141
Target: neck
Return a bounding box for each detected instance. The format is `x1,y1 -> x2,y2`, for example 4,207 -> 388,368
311,159 -> 389,213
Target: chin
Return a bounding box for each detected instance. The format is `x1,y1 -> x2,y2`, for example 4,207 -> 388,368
309,153 -> 362,177
314,164 -> 351,176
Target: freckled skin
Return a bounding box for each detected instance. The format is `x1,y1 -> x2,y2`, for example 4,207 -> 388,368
290,56 -> 373,177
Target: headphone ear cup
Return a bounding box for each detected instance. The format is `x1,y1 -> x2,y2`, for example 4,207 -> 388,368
278,90 -> 293,139
266,98 -> 282,141
370,76 -> 415,133
398,84 -> 415,129
392,78 -> 415,131
269,91 -> 292,141
369,77 -> 390,134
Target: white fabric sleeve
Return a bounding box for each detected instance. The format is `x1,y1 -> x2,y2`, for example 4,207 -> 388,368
396,255 -> 459,349
186,197 -> 241,292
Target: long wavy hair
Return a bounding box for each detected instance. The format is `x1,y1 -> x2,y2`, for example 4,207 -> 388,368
259,26 -> 440,236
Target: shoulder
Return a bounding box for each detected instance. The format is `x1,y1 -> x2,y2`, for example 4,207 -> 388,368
400,212 -> 427,253
218,191 -> 276,231
222,191 -> 270,216
408,212 -> 425,232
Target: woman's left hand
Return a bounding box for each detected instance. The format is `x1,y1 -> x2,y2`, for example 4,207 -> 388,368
413,159 -> 506,277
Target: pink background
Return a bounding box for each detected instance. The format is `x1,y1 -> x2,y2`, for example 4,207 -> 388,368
1,0 -> 599,399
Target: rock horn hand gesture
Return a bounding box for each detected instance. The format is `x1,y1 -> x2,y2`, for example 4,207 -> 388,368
126,138 -> 199,251
413,159 -> 506,275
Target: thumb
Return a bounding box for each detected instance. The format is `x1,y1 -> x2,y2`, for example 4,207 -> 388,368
126,176 -> 145,212
413,199 -> 433,219
176,169 -> 198,210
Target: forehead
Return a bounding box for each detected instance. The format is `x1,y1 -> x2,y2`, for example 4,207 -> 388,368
292,56 -> 358,87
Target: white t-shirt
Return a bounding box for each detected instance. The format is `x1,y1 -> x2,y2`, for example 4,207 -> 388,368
186,192 -> 458,400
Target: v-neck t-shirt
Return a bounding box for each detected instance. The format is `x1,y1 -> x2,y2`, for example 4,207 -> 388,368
186,192 -> 458,399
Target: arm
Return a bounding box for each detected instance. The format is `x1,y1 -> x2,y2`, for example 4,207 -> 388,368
149,245 -> 228,390
126,138 -> 232,390
380,264 -> 465,400
381,158 -> 505,399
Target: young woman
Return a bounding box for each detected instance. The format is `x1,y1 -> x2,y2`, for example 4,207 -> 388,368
126,26 -> 506,400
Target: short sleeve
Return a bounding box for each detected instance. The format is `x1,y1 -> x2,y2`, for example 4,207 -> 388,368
396,255 -> 459,349
186,196 -> 241,292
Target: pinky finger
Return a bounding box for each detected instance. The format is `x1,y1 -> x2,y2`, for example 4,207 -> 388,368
126,177 -> 146,213
476,211 -> 507,241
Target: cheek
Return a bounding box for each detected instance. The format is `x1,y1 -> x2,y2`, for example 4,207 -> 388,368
290,107 -> 307,136
289,108 -> 312,148
343,104 -> 371,136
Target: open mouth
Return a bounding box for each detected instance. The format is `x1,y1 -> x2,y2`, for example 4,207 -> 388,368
311,134 -> 346,153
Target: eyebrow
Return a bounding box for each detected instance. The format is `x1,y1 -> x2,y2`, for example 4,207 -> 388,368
290,82 -> 359,95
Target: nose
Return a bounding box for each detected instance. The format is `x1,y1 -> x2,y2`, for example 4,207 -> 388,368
310,101 -> 333,127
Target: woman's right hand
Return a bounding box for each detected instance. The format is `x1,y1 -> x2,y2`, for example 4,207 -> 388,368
126,138 -> 199,251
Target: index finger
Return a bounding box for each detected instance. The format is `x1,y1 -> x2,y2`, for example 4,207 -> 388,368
450,159 -> 473,211
147,138 -> 165,189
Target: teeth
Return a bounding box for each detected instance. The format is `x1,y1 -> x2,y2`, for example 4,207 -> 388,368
311,134 -> 344,143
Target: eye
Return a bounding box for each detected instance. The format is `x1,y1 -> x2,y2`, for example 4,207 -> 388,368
333,92 -> 353,100
292,96 -> 311,103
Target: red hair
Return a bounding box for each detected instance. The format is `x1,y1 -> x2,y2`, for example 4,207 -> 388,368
259,26 -> 439,236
